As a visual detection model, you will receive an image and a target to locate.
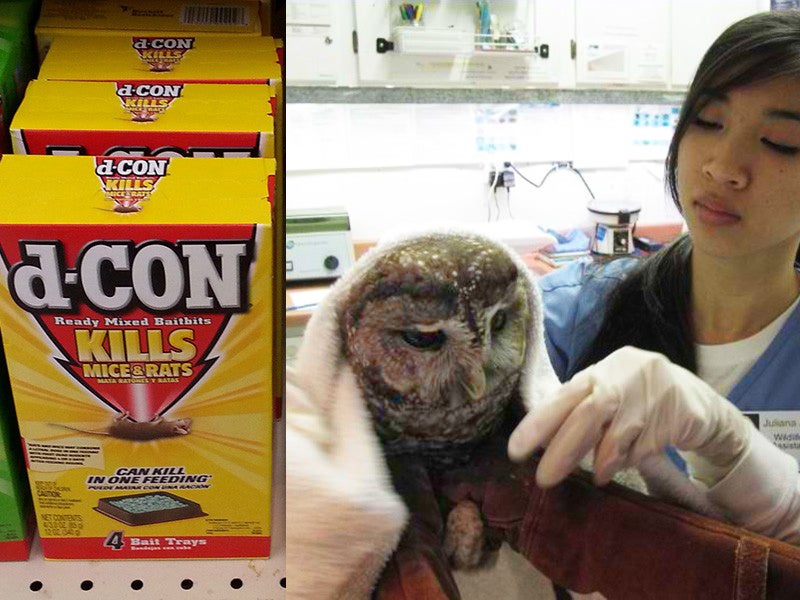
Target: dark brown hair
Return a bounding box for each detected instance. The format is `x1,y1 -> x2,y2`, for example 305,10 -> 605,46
572,11 -> 800,377
666,10 -> 800,205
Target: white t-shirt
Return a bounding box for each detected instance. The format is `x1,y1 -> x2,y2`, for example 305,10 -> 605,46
696,294 -> 800,396
686,294 -> 800,550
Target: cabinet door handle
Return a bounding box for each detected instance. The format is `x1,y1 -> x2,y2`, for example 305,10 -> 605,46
376,37 -> 395,53
539,43 -> 549,59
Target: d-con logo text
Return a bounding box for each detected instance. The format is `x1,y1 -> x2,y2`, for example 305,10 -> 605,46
96,157 -> 168,178
116,83 -> 184,99
1,225 -> 258,420
116,82 -> 184,122
132,37 -> 195,72
132,38 -> 196,50
95,157 -> 169,213
8,239 -> 254,314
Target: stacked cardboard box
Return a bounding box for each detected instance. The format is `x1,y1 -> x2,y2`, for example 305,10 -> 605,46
0,0 -> 282,561
0,154 -> 276,560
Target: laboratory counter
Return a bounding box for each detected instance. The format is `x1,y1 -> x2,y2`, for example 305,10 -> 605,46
286,223 -> 683,329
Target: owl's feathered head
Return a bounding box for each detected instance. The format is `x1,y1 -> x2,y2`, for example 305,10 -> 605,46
292,230 -> 560,455
339,233 -> 536,454
342,235 -> 524,391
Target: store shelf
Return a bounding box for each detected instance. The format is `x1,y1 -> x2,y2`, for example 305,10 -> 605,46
287,86 -> 686,105
0,419 -> 286,600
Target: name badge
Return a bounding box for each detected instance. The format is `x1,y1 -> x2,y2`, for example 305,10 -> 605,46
744,411 -> 800,468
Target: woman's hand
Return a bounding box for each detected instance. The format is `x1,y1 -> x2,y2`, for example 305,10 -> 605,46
507,346 -> 754,488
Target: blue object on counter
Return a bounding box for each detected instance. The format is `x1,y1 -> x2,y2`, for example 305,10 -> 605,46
542,228 -> 591,253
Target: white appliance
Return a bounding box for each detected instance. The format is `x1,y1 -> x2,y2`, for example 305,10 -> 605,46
588,201 -> 641,255
286,207 -> 356,282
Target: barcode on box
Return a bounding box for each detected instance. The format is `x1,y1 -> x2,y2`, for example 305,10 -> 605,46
180,5 -> 249,26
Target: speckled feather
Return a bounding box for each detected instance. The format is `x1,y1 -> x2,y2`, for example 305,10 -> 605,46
339,233 -> 531,466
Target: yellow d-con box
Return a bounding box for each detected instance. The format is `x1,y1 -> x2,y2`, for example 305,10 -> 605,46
36,0 -> 264,59
38,34 -> 281,85
11,79 -> 276,158
0,154 -> 274,560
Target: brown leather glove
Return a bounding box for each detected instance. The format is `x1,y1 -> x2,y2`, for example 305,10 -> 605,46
508,460 -> 800,600
435,430 -> 535,556
374,404 -> 531,600
374,454 -> 461,600
376,400 -> 800,600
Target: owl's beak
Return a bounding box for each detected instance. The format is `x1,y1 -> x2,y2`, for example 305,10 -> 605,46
462,368 -> 487,400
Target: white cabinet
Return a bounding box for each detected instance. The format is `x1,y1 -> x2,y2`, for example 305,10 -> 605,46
669,0 -> 770,89
287,1 -> 776,90
574,0 -> 671,88
352,0 -> 572,87
286,0 -> 358,85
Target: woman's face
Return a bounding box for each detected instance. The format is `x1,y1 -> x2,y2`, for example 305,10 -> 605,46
677,76 -> 800,262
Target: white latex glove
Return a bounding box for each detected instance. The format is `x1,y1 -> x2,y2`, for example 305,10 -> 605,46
507,346 -> 753,488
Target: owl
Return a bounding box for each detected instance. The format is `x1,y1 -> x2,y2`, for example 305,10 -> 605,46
291,231 -> 723,584
339,232 -> 533,466
292,230 -> 558,574
321,231 -> 554,570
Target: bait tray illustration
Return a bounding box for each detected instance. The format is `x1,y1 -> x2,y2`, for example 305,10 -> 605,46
95,491 -> 206,526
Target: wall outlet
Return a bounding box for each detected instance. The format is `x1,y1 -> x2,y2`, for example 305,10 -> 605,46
488,163 -> 515,189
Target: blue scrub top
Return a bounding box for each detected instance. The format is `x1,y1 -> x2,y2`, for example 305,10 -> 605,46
538,258 -> 800,467
538,257 -> 635,382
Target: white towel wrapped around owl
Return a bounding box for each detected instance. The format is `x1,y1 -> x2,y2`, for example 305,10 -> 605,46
286,230 -> 561,599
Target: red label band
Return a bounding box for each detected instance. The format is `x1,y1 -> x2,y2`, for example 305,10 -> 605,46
18,130 -> 265,158
40,535 -> 270,559
0,511 -> 34,561
0,538 -> 33,561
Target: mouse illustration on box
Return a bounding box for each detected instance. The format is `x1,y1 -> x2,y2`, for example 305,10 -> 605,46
51,412 -> 192,441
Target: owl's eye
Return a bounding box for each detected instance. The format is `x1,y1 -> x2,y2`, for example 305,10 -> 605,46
490,310 -> 507,333
400,329 -> 446,351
